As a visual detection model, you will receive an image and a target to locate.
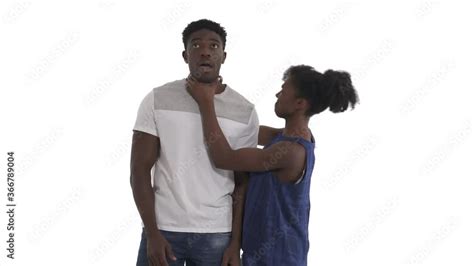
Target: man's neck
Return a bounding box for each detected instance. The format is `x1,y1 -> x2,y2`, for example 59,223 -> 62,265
215,82 -> 226,94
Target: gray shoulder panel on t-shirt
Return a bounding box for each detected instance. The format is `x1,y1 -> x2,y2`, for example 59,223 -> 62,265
153,79 -> 254,124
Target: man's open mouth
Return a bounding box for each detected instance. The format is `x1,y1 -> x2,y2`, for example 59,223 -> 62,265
198,62 -> 214,71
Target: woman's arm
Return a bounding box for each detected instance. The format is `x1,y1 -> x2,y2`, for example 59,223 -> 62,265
258,126 -> 283,146
198,99 -> 303,172
186,77 -> 303,172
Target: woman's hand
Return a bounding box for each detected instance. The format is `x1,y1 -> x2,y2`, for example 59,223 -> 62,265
186,75 -> 222,105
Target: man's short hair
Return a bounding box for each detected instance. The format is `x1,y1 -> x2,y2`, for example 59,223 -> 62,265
182,19 -> 227,49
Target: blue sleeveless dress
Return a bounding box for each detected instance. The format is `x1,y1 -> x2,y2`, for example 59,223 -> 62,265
242,132 -> 315,266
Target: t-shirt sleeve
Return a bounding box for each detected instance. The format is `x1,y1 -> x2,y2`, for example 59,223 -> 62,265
133,90 -> 158,137
235,108 -> 259,149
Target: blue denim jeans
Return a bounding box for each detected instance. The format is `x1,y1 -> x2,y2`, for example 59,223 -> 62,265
136,228 -> 232,266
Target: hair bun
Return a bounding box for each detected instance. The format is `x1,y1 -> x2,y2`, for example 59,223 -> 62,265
323,69 -> 336,77
323,69 -> 350,83
322,69 -> 358,113
323,69 -> 351,92
281,64 -> 358,115
322,69 -> 339,89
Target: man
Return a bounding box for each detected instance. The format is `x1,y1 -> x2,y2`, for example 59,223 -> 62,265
130,19 -> 259,266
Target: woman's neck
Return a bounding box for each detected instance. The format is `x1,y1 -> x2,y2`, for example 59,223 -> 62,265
283,116 -> 311,140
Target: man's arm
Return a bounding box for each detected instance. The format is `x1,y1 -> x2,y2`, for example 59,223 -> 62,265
130,130 -> 160,237
222,171 -> 249,265
230,171 -> 248,245
130,130 -> 176,265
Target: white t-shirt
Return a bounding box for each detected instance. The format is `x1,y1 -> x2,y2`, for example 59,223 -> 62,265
133,79 -> 259,233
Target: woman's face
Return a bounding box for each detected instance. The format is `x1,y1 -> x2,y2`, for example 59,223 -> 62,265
274,77 -> 299,118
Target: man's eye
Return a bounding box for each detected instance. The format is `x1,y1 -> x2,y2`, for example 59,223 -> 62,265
192,43 -> 200,48
211,43 -> 219,49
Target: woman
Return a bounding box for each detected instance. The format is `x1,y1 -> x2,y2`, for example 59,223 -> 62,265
186,65 -> 359,265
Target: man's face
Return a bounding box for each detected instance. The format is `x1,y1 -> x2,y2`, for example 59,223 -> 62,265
182,29 -> 226,83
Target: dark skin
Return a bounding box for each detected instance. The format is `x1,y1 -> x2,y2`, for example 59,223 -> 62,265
130,132 -> 176,266
186,76 -> 312,183
130,29 -> 244,266
258,125 -> 284,146
182,29 -> 227,87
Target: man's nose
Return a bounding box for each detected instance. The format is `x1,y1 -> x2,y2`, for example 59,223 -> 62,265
275,91 -> 281,98
200,47 -> 211,57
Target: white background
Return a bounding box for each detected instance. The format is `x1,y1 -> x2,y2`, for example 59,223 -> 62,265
1,0 -> 473,265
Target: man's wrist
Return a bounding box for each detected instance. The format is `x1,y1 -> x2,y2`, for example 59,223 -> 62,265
229,236 -> 241,248
144,227 -> 161,239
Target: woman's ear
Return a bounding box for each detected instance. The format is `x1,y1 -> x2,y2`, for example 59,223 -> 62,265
296,98 -> 310,112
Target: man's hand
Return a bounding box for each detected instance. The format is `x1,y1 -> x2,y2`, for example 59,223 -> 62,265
221,241 -> 241,266
186,75 -> 222,105
146,232 -> 176,266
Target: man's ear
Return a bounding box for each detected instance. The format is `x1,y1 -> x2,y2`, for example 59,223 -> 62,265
221,51 -> 227,64
182,50 -> 188,63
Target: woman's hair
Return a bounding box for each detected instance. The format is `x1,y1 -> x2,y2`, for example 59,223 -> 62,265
283,65 -> 359,116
